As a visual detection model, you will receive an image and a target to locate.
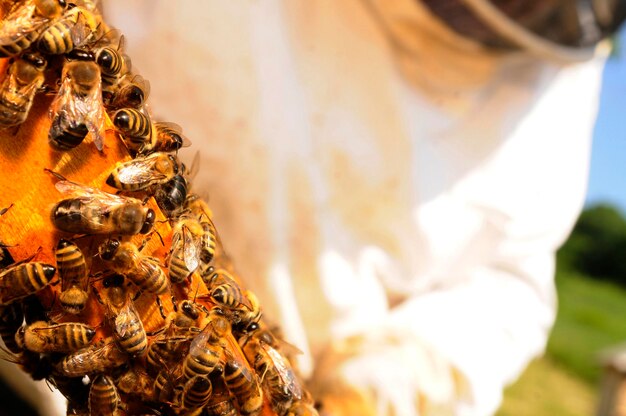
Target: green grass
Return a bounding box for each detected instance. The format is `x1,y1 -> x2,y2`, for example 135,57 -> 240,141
498,269 -> 626,415
548,270 -> 626,384
497,357 -> 596,416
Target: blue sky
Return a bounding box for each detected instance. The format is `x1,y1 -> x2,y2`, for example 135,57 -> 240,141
586,28 -> 626,212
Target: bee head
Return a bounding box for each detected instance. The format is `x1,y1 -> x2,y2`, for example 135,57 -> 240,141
22,53 -> 47,70
124,84 -> 145,108
66,48 -> 94,62
181,300 -> 199,320
103,274 -> 124,288
140,209 -> 156,234
99,239 -> 120,261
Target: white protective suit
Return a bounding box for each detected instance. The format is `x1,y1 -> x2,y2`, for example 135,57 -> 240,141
102,0 -> 607,415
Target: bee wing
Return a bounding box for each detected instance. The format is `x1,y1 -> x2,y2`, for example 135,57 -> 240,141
114,299 -> 139,337
266,346 -> 303,400
55,179 -> 140,205
68,11 -> 91,48
184,151 -> 200,181
48,73 -> 75,119
0,1 -> 47,45
181,225 -> 202,273
189,323 -> 211,357
116,156 -> 167,185
79,78 -> 106,151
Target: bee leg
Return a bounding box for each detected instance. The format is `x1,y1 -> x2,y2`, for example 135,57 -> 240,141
156,296 -> 167,320
132,290 -> 142,302
0,203 -> 13,216
146,327 -> 165,337
91,286 -> 104,306
43,167 -> 69,182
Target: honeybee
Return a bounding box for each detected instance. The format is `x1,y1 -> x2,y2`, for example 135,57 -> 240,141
233,290 -> 261,333
55,338 -> 128,377
168,216 -> 204,284
179,376 -> 212,412
105,152 -> 180,192
0,52 -> 46,127
88,374 -> 120,416
0,342 -> 53,380
0,0 -> 66,57
15,320 -> 96,353
241,330 -> 303,414
0,303 -> 23,353
67,30 -> 130,92
146,300 -> 205,375
50,175 -> 156,235
152,369 -> 175,403
185,193 -> 213,222
56,239 -> 89,314
105,73 -> 149,110
112,108 -> 190,155
0,260 -> 56,305
154,174 -> 188,219
36,4 -> 101,55
49,375 -> 91,413
223,359 -> 264,416
182,312 -> 230,380
48,60 -> 106,151
98,274 -> 147,356
204,376 -> 239,416
116,366 -> 152,397
99,239 -> 169,295
153,121 -> 191,153
202,269 -> 254,318
287,401 -> 320,416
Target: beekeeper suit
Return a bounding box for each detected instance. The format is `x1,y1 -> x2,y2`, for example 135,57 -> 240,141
98,1 -> 620,415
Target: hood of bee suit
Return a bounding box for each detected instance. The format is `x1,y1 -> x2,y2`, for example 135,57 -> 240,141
364,0 -> 616,100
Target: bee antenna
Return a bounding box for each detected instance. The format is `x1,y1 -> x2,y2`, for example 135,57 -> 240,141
192,282 -> 200,303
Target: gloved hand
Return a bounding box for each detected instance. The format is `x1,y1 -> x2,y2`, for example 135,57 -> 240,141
309,330 -> 468,416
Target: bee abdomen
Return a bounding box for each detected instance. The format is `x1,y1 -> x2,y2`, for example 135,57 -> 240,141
182,376 -> 212,410
152,370 -> 173,402
51,199 -> 89,233
183,349 -> 220,380
0,262 -> 56,304
88,375 -> 119,416
0,31 -> 40,57
56,239 -> 87,278
37,20 -> 76,55
49,112 -> 89,150
116,320 -> 147,356
211,284 -> 241,309
155,175 -> 188,218
224,360 -> 263,415
113,108 -> 151,144
168,249 -> 191,284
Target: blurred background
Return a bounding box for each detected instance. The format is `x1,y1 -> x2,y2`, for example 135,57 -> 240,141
497,26 -> 626,415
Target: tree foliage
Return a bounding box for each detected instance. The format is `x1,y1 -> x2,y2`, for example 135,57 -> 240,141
558,204 -> 626,284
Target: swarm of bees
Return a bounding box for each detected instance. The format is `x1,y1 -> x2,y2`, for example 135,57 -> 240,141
0,1 -> 319,415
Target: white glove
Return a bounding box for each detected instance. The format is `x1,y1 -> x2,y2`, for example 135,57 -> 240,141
309,329 -> 470,416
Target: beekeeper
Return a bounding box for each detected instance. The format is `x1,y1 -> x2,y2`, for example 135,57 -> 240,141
101,1 -> 623,415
